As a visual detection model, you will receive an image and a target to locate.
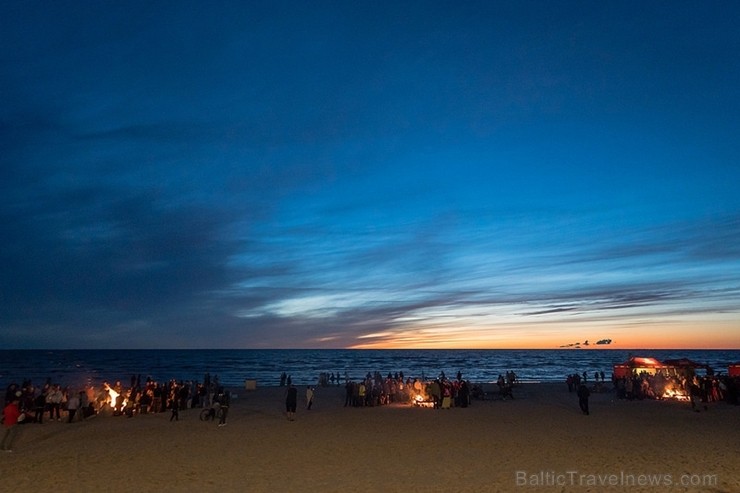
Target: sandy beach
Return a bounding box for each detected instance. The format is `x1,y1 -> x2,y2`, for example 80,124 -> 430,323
2,383 -> 738,492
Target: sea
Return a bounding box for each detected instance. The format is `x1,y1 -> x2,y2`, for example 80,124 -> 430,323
2,349 -> 738,390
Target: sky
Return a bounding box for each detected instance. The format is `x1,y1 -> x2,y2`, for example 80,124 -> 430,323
1,1 -> 739,350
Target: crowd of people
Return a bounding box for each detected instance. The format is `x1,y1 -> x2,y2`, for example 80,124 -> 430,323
2,372 -> 235,451
339,370 -> 481,409
278,368 -> 522,410
611,372 -> 739,407
565,371 -> 609,393
2,372 -> 229,427
565,368 -> 740,411
6,364 -> 736,452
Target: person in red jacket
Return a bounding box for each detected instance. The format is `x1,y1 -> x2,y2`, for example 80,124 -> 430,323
2,396 -> 22,452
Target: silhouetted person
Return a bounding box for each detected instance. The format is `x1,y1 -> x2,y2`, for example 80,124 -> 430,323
306,386 -> 314,410
285,384 -> 297,421
577,383 -> 590,415
169,397 -> 179,421
218,390 -> 230,426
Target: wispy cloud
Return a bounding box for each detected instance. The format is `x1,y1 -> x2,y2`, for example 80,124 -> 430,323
2,2 -> 739,348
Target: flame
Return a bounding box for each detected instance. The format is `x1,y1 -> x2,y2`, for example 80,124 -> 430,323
104,383 -> 128,411
662,385 -> 688,401
413,393 -> 435,407
104,383 -> 118,408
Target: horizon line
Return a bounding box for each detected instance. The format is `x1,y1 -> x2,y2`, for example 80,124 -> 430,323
2,347 -> 738,351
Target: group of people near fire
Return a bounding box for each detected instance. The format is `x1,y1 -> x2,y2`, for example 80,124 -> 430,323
337,369 -> 517,409
340,370 -> 474,408
2,372 -> 229,427
611,371 -> 734,409
566,368 -> 739,409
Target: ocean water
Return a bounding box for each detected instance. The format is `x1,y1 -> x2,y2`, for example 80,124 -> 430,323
1,349 -> 738,390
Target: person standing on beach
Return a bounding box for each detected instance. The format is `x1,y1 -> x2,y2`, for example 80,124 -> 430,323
285,383 -> 297,421
344,380 -> 354,407
1,396 -> 22,452
33,391 -> 45,424
47,385 -> 63,421
577,383 -> 590,415
169,395 -> 179,421
306,386 -> 314,410
218,389 -> 230,427
689,379 -> 703,412
66,391 -> 80,423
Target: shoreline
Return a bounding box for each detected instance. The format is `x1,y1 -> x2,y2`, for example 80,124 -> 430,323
3,348 -> 737,391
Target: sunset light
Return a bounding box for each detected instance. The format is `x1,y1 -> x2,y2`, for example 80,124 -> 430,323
1,2 -> 738,351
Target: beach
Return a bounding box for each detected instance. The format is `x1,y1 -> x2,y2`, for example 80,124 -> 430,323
2,383 -> 738,492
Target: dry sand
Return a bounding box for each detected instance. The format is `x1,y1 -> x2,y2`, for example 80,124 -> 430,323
2,383 -> 738,492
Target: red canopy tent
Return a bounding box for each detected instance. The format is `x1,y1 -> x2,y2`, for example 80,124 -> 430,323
729,363 -> 740,377
613,357 -> 665,379
663,358 -> 712,376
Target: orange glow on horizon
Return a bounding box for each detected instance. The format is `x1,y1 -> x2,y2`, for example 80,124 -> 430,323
349,341 -> 739,350
346,321 -> 740,350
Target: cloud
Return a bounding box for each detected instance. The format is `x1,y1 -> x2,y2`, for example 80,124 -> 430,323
2,2 -> 739,349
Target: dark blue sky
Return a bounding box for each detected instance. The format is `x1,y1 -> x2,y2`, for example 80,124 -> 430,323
2,1 -> 739,349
